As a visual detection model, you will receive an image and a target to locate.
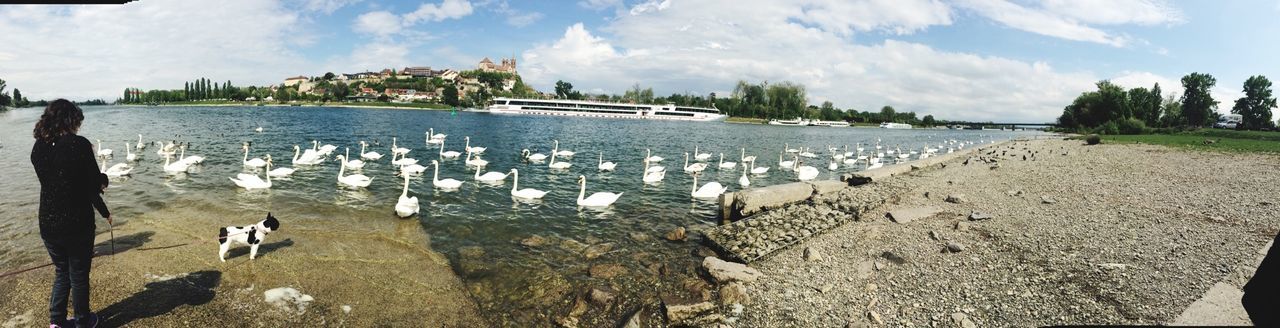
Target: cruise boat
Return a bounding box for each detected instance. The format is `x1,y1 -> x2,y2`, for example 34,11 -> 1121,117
767,118 -> 807,126
879,122 -> 913,129
809,120 -> 851,127
485,97 -> 726,122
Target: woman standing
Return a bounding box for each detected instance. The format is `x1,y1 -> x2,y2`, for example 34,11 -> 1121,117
30,99 -> 110,328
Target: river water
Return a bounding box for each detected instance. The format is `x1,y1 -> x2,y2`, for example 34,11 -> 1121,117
0,105 -> 1043,325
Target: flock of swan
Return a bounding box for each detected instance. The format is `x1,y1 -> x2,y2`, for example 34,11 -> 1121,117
93,129 -> 995,218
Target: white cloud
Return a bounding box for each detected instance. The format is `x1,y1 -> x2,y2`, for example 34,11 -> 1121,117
300,0 -> 363,14
956,0 -> 1185,47
794,0 -> 953,36
0,1 -> 310,101
403,0 -> 474,24
353,11 -> 402,37
523,1 -> 1106,122
629,0 -> 671,15
579,0 -> 622,10
489,1 -> 544,27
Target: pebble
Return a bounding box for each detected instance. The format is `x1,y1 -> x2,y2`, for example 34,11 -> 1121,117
1041,196 -> 1057,204
968,211 -> 993,221
945,242 -> 966,253
804,247 -> 822,262
945,194 -> 967,204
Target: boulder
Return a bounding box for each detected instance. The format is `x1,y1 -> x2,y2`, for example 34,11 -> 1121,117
589,287 -> 615,306
945,194 -> 967,204
803,247 -> 822,262
560,239 -> 589,253
583,243 -> 614,260
521,235 -> 548,247
719,282 -> 751,305
702,257 -> 764,283
589,263 -> 628,279
730,182 -> 815,218
886,207 -> 941,224
664,301 -> 717,326
666,227 -> 687,241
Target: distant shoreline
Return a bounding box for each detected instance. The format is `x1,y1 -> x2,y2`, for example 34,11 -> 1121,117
124,101 -> 458,111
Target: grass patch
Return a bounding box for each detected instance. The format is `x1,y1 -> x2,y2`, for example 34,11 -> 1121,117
725,117 -> 767,124
1104,129 -> 1280,153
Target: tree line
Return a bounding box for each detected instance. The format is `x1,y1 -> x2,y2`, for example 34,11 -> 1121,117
1057,72 -> 1277,134
0,78 -> 33,109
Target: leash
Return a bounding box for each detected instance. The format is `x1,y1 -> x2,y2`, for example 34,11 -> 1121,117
0,229 -> 252,280
108,218 -> 116,260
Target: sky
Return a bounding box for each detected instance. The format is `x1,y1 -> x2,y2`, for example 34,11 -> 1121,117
1,0 -> 1278,122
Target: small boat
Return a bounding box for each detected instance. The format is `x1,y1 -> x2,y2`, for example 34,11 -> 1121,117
767,118 -> 806,126
879,122 -> 912,129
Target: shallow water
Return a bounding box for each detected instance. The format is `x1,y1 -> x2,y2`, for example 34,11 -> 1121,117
0,105 -> 1043,324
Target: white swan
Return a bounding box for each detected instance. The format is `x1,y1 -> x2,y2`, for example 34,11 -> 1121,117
135,135 -> 145,150
795,158 -> 819,181
395,174 -> 419,218
229,157 -> 272,190
784,143 -> 798,153
549,153 -> 572,170
427,128 -> 447,143
465,150 -> 488,167
750,159 -> 769,175
391,151 -> 419,166
598,152 -> 617,171
266,155 -> 296,177
718,153 -> 737,170
391,137 -> 410,156
242,144 -> 267,168
162,151 -> 190,174
100,158 -> 131,177
740,148 -> 756,163
738,164 -> 751,187
292,145 -> 324,165
96,139 -> 112,157
124,142 -> 138,162
683,153 -> 707,173
691,174 -> 728,199
642,159 -> 665,184
474,166 -> 507,182
778,153 -> 795,169
360,141 -> 384,161
576,175 -> 621,207
157,141 -> 178,157
336,154 -> 373,188
317,141 -> 338,156
828,161 -> 838,171
178,144 -> 204,165
343,148 -> 365,169
439,139 -> 462,159
509,169 -> 548,199
431,160 -> 462,190
464,136 -> 486,154
552,140 -> 574,157
254,126 -> 264,133
400,162 -> 427,175
644,148 -> 663,163
693,146 -> 712,161
523,149 -> 548,161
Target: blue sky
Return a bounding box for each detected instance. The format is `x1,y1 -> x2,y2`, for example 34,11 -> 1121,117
1,0 -> 1277,122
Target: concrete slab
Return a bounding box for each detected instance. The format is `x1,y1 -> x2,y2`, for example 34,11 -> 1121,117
1169,282 -> 1251,326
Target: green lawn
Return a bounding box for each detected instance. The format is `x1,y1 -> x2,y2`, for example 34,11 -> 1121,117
1103,129 -> 1280,153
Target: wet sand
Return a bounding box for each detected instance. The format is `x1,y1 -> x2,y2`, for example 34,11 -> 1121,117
0,199 -> 483,327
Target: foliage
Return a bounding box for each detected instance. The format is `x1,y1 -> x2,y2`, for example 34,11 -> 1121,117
1231,75 -> 1277,130
554,80 -> 582,100
1094,120 -> 1119,135
1086,134 -> 1101,145
921,115 -> 936,126
1180,72 -> 1218,127
0,78 -> 9,108
1158,94 -> 1184,128
443,85 -> 459,107
1127,84 -> 1162,126
1117,118 -> 1147,135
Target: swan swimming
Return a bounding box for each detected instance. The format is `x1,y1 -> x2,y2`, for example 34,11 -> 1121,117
509,169 -> 547,199
474,165 -> 507,182
717,153 -> 737,170
336,154 -> 373,188
749,159 -> 770,175
465,150 -> 489,167
95,139 -> 112,157
395,174 -> 420,218
178,144 -> 204,165
683,153 -> 707,173
100,158 -> 131,177
642,159 -> 665,184
229,157 -> 273,190
266,154 -> 296,178
598,152 -> 617,171
523,149 -> 548,162
549,153 -> 572,170
359,141 -> 384,161
241,144 -> 267,168
464,136 -> 486,154
124,142 -> 138,162
343,148 -> 366,169
576,175 -> 621,207
430,160 -> 462,190
438,139 -> 462,159
391,137 -> 410,156
738,165 -> 750,188
644,148 -> 663,163
693,146 -> 711,161
162,151 -> 190,174
552,140 -> 574,157
292,145 -> 324,165
691,174 -> 728,199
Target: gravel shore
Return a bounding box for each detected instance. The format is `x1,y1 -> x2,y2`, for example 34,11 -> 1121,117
737,138 -> 1280,327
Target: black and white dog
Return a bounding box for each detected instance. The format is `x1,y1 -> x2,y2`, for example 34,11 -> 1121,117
218,213 -> 281,262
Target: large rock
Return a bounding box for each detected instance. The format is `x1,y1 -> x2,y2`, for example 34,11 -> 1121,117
589,287 -> 615,306
719,282 -> 751,305
521,235 -> 548,247
589,263 -> 628,279
664,301 -> 717,326
886,207 -> 941,224
666,227 -> 687,241
702,257 -> 764,283
809,180 -> 848,195
728,182 -> 815,219
583,243 -> 614,260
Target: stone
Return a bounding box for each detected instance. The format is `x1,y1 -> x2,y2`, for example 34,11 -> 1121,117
702,257 -> 765,283
804,247 -> 822,262
951,313 -> 976,328
730,182 -> 816,219
968,211 -> 993,221
621,310 -> 643,328
954,221 -> 971,231
810,180 -> 848,195
664,301 -> 717,325
629,232 -> 652,242
929,230 -> 941,241
1006,189 -> 1023,197
719,282 -> 751,305
666,227 -> 687,241
589,287 -> 615,306
868,310 -> 884,325
458,246 -> 486,259
521,235 -> 548,247
682,278 -> 713,301
589,263 -> 628,279
583,243 -> 614,260
1041,196 -> 1057,204
945,242 -> 966,253
945,194 -> 966,204
886,207 -> 941,224
560,239 -> 589,253
873,261 -> 885,271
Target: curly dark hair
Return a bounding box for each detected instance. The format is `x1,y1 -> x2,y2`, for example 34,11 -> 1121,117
33,99 -> 84,143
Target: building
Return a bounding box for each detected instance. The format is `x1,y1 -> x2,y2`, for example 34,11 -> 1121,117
478,56 -> 517,74
283,76 -> 308,87
402,66 -> 433,78
439,69 -> 460,81
380,68 -> 397,79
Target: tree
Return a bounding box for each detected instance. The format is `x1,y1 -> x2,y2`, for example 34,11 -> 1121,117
922,115 -> 936,126
323,72 -> 336,81
880,106 -> 896,122
0,78 -> 8,107
1159,93 -> 1183,128
554,80 -> 574,99
443,85 -> 459,106
1231,75 -> 1276,130
1180,72 -> 1218,127
13,88 -> 25,107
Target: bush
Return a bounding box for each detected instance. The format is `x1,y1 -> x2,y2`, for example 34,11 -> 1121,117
1094,121 -> 1119,135
1086,134 -> 1101,145
1117,118 -> 1147,135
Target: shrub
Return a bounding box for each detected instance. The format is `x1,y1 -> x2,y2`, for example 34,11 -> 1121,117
1118,118 -> 1147,135
1086,134 -> 1101,145
1094,121 -> 1120,135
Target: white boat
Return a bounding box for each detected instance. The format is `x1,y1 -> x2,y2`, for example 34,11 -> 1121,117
879,122 -> 913,129
767,118 -> 806,126
486,97 -> 725,122
809,120 -> 850,127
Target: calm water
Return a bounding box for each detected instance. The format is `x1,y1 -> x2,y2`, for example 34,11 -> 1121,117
0,105 -> 1042,324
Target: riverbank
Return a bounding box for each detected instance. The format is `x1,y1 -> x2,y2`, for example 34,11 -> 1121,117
724,138 -> 1280,326
133,101 -> 456,111
0,195 -> 484,327
1103,129 -> 1280,153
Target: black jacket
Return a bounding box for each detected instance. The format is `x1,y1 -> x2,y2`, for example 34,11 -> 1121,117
31,134 -> 110,237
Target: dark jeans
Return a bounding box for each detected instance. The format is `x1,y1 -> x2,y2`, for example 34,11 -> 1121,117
42,231 -> 95,325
